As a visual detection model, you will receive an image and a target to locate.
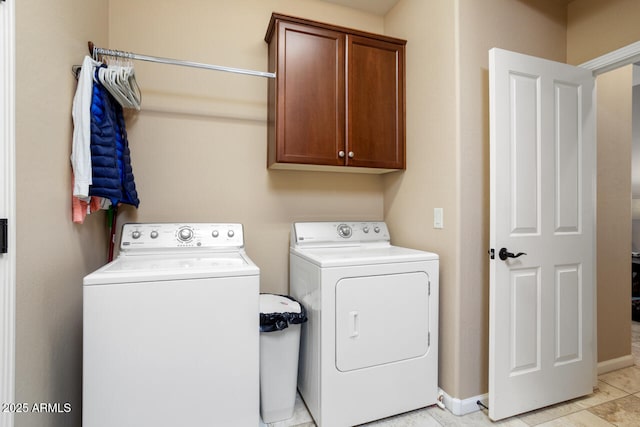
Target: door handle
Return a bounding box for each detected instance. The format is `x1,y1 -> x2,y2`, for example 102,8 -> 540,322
348,311 -> 359,338
499,247 -> 526,261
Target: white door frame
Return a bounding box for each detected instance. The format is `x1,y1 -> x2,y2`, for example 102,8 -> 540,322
0,1 -> 16,427
578,41 -> 640,382
579,41 -> 640,75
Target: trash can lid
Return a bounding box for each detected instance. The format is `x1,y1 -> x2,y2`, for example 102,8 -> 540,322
260,293 -> 302,314
259,294 -> 308,332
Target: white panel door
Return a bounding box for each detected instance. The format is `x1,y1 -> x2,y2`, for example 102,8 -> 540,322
489,48 -> 595,421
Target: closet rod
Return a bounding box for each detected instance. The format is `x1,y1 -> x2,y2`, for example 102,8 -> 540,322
88,41 -> 275,79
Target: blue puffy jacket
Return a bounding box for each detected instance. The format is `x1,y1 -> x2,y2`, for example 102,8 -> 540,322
88,70 -> 140,208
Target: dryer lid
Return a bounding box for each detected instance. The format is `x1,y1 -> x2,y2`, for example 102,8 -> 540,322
290,245 -> 438,267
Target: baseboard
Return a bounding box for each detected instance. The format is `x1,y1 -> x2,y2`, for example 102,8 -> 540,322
436,355 -> 634,416
438,388 -> 487,416
597,354 -> 635,375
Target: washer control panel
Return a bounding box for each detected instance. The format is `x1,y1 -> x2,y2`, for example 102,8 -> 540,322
121,223 -> 244,251
291,221 -> 390,247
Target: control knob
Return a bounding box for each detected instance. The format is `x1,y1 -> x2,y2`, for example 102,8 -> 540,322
178,227 -> 193,242
337,224 -> 352,238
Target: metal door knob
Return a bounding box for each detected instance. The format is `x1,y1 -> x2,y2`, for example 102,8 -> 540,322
499,248 -> 527,261
348,151 -> 355,158
338,151 -> 345,158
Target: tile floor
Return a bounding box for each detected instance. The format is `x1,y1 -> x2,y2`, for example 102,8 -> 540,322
266,322 -> 640,427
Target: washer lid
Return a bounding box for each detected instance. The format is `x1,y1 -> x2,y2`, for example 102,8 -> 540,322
290,245 -> 438,268
83,251 -> 259,285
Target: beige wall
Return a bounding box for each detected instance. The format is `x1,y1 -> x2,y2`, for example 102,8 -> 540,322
455,0 -> 568,399
568,0 -> 640,65
108,0 -> 388,294
595,67 -> 633,361
383,0 -> 460,400
385,0 -> 568,400
568,0 -> 638,362
15,1 -> 109,426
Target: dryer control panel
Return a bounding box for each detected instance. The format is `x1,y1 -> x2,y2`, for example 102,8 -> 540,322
120,223 -> 245,251
291,221 -> 390,248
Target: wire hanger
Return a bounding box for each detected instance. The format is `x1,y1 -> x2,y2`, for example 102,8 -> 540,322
97,55 -> 142,110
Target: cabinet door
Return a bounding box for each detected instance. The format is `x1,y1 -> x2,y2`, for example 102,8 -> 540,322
346,36 -> 405,169
271,22 -> 345,166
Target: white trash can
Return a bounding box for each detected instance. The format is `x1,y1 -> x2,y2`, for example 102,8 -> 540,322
259,294 -> 307,424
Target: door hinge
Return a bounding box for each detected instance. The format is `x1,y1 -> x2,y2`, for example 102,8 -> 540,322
488,248 -> 495,259
428,281 -> 431,296
0,219 -> 7,254
428,332 -> 431,346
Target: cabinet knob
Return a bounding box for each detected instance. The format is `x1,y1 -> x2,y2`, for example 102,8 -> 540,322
338,151 -> 345,158
348,151 -> 355,158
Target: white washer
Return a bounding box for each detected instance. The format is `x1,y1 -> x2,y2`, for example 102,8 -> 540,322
83,223 -> 259,427
290,221 -> 439,427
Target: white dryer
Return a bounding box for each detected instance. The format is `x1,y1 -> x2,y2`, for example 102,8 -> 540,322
289,221 -> 439,427
83,223 -> 259,427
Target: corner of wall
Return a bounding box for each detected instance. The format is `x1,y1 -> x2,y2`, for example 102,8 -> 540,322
438,387 -> 487,416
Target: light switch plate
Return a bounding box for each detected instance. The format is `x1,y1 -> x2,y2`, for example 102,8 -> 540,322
434,208 -> 443,229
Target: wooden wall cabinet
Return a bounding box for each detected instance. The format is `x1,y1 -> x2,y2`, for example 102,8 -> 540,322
265,14 -> 406,173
